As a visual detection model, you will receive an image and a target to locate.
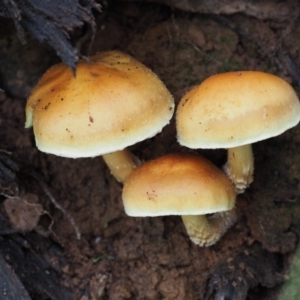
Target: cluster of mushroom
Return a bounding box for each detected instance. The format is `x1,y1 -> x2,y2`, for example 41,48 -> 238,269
25,50 -> 300,247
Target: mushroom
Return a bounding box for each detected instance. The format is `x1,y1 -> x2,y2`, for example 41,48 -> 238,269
122,153 -> 237,247
176,71 -> 300,193
25,50 -> 174,182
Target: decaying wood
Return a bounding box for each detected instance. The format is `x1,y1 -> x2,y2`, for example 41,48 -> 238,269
0,251 -> 31,300
0,233 -> 71,300
140,0 -> 297,22
0,0 -> 101,69
0,151 -> 19,182
205,243 -> 284,300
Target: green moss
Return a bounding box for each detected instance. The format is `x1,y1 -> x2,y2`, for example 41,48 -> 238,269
279,245 -> 300,299
218,58 -> 244,72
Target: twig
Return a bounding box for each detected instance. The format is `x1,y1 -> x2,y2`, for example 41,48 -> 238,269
0,181 -> 18,198
29,170 -> 81,240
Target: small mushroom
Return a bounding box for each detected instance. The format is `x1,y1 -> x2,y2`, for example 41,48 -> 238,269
122,153 -> 237,247
176,71 -> 300,193
25,50 -> 174,182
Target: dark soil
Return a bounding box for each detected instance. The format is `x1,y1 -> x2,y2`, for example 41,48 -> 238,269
1,1 -> 300,300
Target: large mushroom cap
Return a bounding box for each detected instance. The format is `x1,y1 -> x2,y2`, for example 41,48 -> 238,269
25,50 -> 174,158
176,71 -> 300,149
122,154 -> 236,217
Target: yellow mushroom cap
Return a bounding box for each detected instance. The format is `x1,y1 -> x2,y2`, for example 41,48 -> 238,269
176,71 -> 300,149
25,50 -> 174,158
122,154 -> 236,216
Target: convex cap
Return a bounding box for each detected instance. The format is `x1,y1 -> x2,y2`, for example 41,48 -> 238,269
176,71 -> 300,149
25,50 -> 174,158
123,154 -> 235,216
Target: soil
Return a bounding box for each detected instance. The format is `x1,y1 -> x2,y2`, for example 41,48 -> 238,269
1,1 -> 300,300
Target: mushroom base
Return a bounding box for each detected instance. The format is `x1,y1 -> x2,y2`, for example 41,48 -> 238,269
224,144 -> 254,194
181,208 -> 237,247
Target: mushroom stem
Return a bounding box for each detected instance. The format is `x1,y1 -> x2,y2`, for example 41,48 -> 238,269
181,208 -> 237,247
224,144 -> 254,194
102,149 -> 140,183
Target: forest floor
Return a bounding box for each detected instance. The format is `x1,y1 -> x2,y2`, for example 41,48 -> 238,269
1,1 -> 300,299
